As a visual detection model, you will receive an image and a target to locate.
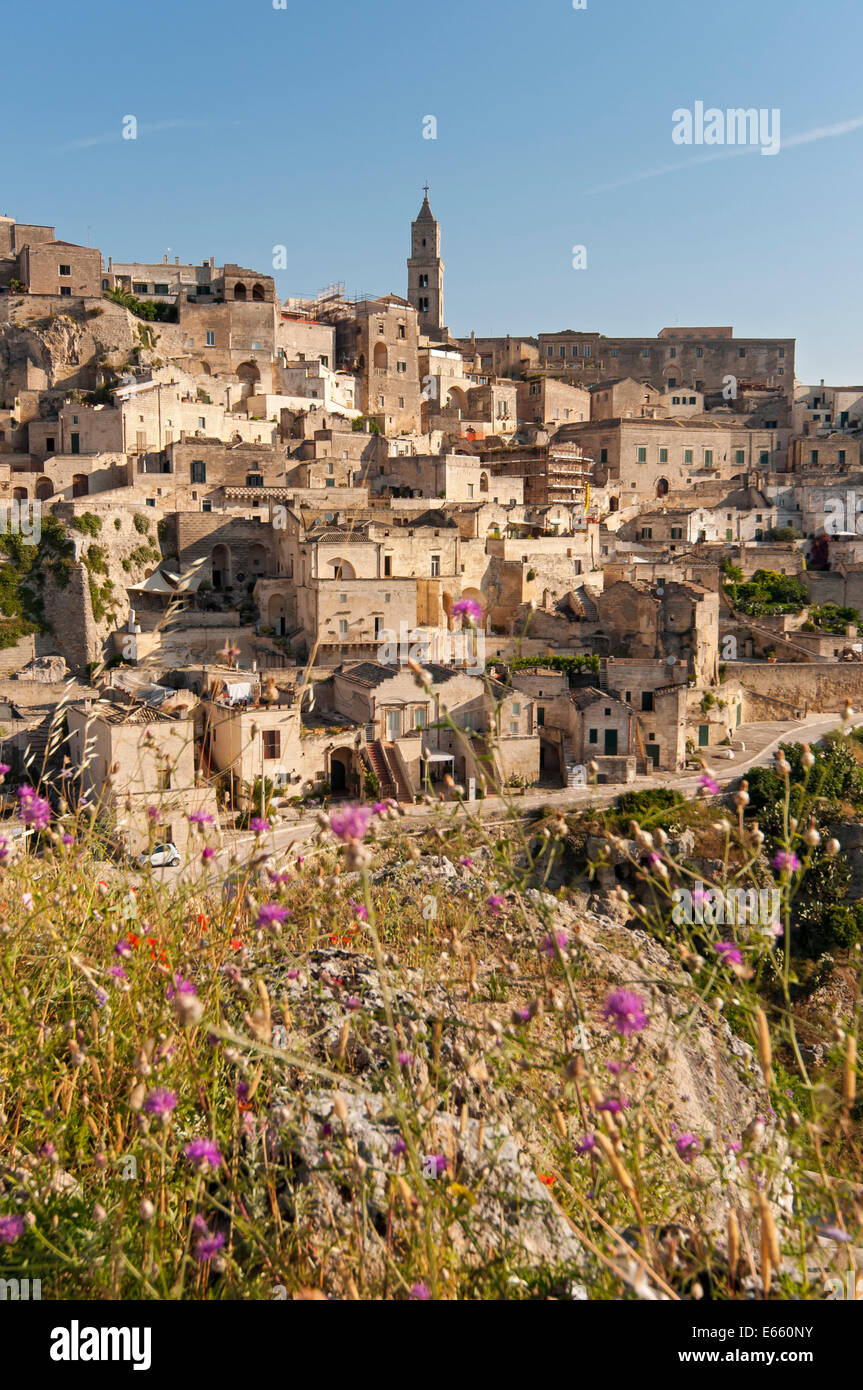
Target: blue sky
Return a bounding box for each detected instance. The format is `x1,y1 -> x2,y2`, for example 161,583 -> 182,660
6,0 -> 863,380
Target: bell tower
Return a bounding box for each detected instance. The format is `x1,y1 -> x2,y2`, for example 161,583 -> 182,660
407,186 -> 444,336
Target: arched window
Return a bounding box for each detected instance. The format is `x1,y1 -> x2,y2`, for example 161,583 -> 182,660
234,282 -> 247,300
252,283 -> 265,301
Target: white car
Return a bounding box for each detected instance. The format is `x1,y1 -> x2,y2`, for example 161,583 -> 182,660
138,842 -> 181,869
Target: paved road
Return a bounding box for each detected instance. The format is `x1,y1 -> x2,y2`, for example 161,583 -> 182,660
152,711 -> 851,890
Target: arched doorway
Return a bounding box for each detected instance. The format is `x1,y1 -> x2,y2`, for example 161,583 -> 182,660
267,594 -> 287,636
328,558 -> 355,580
12,487 -> 27,501
609,496 -> 619,512
237,362 -> 260,398
211,543 -> 230,589
655,478 -> 670,498
373,342 -> 388,371
330,746 -> 353,796
233,282 -> 247,301
479,471 -> 489,493
252,283 -> 265,302
35,477 -> 53,501
447,386 -> 468,416
540,736 -> 563,785
249,542 -> 269,575
72,474 -> 88,498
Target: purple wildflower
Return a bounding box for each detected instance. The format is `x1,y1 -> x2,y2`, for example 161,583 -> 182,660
143,1087 -> 177,1117
166,974 -> 197,1000
426,1154 -> 447,1178
397,1050 -> 414,1068
0,1214 -> 24,1244
328,803 -> 373,842
676,1133 -> 701,1162
349,900 -> 369,922
250,817 -> 270,835
487,894 -> 505,916
201,846 -> 215,862
256,902 -> 289,929
392,1137 -> 408,1157
601,989 -> 648,1037
409,1282 -> 432,1300
184,1139 -> 222,1171
540,930 -> 568,958
188,810 -> 213,826
715,941 -> 743,966
773,850 -> 800,874
194,1231 -> 226,1261
698,773 -> 721,796
0,763 -> 9,775
817,1225 -> 852,1243
513,1007 -> 531,1025
17,785 -> 51,830
576,1134 -> 596,1155
451,597 -> 483,625
345,997 -> 362,1012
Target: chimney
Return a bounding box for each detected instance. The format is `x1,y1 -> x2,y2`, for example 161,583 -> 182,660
210,257 -> 215,269
175,256 -> 179,265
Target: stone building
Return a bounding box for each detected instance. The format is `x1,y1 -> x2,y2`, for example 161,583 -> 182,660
333,295 -> 421,435
517,377 -> 589,427
537,326 -> 794,398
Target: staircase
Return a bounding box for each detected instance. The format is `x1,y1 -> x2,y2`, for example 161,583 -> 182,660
561,736 -> 583,788
365,741 -> 396,799
383,741 -> 414,803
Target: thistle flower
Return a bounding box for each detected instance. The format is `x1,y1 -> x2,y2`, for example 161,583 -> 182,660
451,597 -> 483,625
194,1231 -> 226,1261
348,899 -> 369,921
17,785 -> 51,829
487,894 -> 505,916
676,1132 -> 701,1162
540,930 -> 568,957
576,1133 -> 596,1155
328,804 -> 372,842
409,1282 -> 431,1300
772,850 -> 800,874
0,1214 -> 24,1244
184,1139 -> 222,1171
256,902 -> 289,929
698,774 -> 720,796
601,989 -> 648,1037
250,817 -> 270,835
187,810 -> 213,826
143,1087 -> 177,1117
715,941 -> 743,966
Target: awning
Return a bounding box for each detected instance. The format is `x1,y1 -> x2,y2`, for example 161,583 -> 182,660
423,752 -> 454,762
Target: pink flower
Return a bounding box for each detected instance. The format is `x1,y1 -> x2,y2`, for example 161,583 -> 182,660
676,1133 -> 701,1162
540,930 -> 568,957
715,941 -> 743,966
0,1214 -> 24,1244
487,894 -> 505,916
698,774 -> 720,796
184,1139 -> 222,1171
451,597 -> 483,625
349,900 -> 369,921
772,851 -> 800,874
250,817 -> 270,835
329,804 -> 373,842
601,989 -> 648,1037
194,1231 -> 226,1261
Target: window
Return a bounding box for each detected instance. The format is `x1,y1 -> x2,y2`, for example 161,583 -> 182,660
839,450 -> 847,466
419,297 -> 429,313
588,728 -> 598,744
418,275 -> 429,288
398,325 -> 406,338
45,437 -> 55,452
59,264 -> 71,276
671,526 -> 683,539
641,691 -> 654,712
206,331 -> 215,347
642,347 -> 650,358
60,286 -> 72,296
397,361 -> 407,373
739,348 -> 746,358
610,347 -> 618,357
810,449 -> 819,465
696,347 -> 703,358
583,345 -> 591,357
190,459 -> 206,483
431,554 -> 440,577
154,283 -> 169,295
779,347 -> 785,358
263,730 -> 281,760
704,449 -> 713,466
636,447 -> 647,462
338,619 -> 348,638
513,703 -> 521,715
684,448 -> 693,464
640,527 -> 652,539
134,282 -> 148,294
759,451 -> 768,466
202,500 -> 212,513
414,706 -> 426,729
659,447 -> 668,463
246,473 -> 263,488
600,448 -> 608,463
735,449 -> 745,465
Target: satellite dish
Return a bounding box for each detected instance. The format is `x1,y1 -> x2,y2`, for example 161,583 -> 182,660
666,655 -> 676,666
